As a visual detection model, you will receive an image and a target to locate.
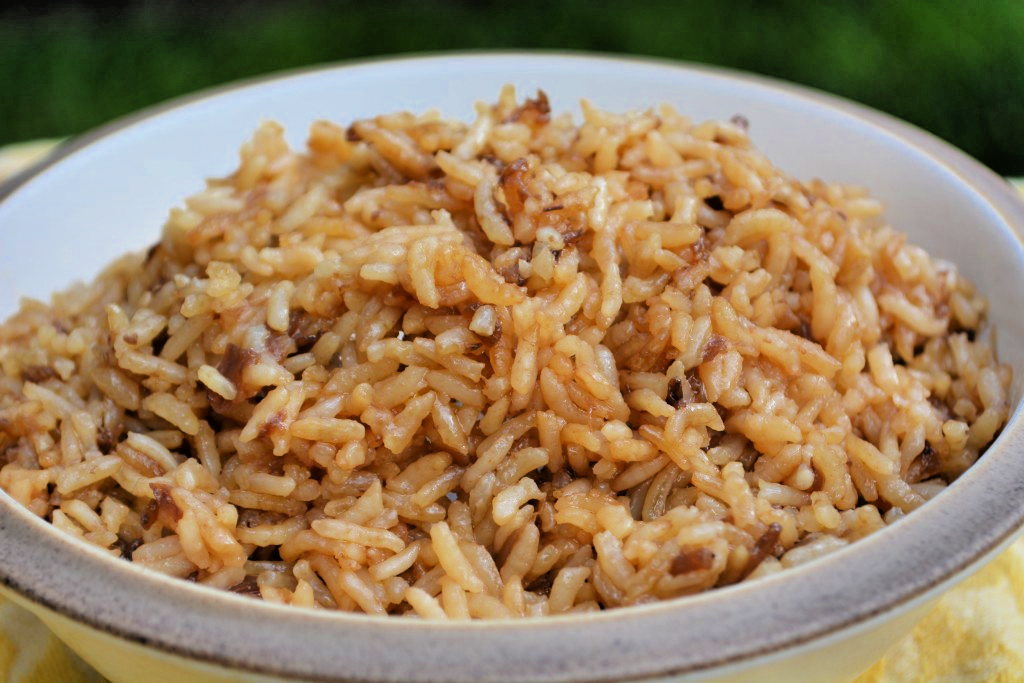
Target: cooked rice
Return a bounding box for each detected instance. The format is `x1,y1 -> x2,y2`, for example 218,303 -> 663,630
0,87 -> 1012,617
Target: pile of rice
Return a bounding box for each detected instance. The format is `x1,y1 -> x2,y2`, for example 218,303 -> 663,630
0,87 -> 1011,618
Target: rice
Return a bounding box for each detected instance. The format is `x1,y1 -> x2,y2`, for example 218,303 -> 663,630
0,86 -> 1012,617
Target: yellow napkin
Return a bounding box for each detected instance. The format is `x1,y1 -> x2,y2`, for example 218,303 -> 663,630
0,143 -> 1022,683
0,140 -> 64,185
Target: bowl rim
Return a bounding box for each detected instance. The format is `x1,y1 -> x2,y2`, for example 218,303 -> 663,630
2,50 -> 1024,683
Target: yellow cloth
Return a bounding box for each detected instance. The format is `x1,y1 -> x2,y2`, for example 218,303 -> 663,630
0,143 -> 1022,683
0,140 -> 64,185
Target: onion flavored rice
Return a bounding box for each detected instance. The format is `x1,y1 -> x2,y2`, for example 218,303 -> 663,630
0,87 -> 1012,618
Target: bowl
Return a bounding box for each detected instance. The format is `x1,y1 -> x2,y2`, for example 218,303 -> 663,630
1,52 -> 1023,683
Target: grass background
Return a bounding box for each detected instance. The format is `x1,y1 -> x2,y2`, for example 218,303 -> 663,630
1,0 -> 1022,174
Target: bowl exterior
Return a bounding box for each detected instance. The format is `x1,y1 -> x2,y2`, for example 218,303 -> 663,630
0,579 -> 941,683
0,585 -> 276,683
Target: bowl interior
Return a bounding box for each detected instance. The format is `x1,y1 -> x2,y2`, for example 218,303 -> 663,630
2,53 -> 1024,683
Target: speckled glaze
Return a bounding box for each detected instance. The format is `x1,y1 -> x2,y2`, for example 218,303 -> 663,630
1,54 -> 1023,683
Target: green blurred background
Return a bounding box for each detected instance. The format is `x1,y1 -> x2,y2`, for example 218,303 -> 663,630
2,0 -> 1022,174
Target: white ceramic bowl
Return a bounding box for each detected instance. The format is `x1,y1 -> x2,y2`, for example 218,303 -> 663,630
2,53 -> 1024,683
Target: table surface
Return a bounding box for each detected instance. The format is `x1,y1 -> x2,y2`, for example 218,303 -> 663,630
0,141 -> 1022,683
